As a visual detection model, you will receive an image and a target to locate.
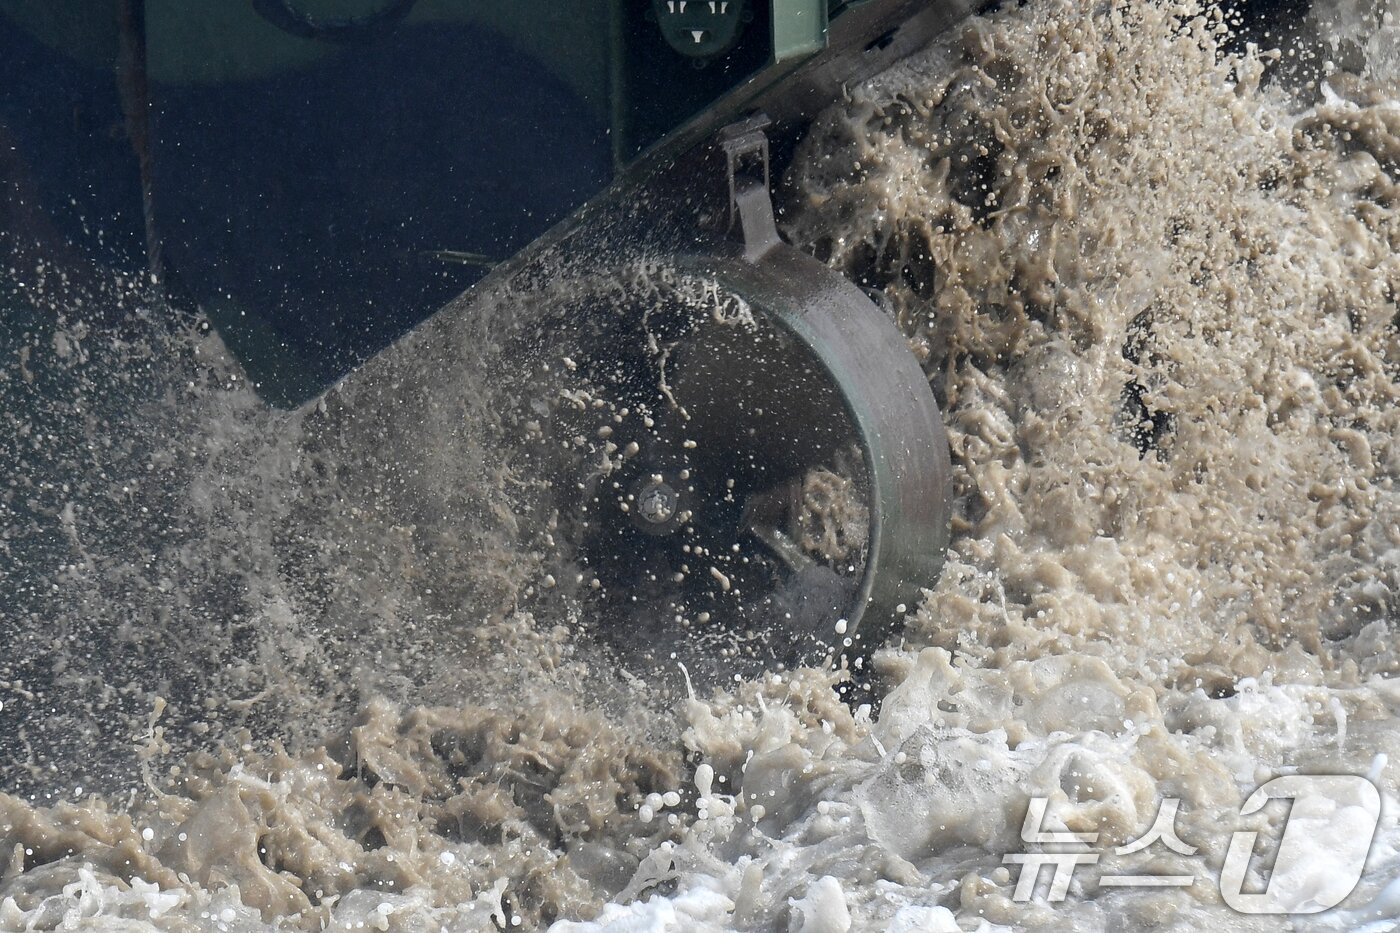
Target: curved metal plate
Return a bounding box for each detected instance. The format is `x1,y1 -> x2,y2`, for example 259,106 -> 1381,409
684,241 -> 953,661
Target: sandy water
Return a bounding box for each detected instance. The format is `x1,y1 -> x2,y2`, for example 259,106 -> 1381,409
2,0 -> 1400,929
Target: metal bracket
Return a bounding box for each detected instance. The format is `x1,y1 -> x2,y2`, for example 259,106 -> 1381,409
718,115 -> 781,261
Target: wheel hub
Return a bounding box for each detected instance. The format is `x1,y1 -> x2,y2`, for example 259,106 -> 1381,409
632,475 -> 681,530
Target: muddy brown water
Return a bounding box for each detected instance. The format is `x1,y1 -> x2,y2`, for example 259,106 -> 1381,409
2,0 -> 1399,929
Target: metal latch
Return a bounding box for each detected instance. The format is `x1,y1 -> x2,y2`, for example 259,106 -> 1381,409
718,115 -> 781,261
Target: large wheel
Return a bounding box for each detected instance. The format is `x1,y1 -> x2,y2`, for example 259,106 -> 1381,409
502,237 -> 952,688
